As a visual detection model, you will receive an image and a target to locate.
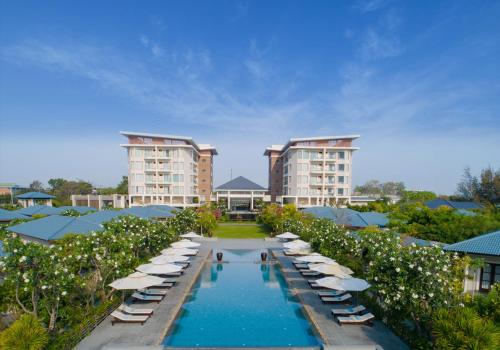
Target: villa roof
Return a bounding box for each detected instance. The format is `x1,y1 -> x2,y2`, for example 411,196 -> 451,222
120,131 -> 217,155
215,176 -> 267,191
15,205 -> 63,216
7,215 -> 103,242
0,182 -> 19,188
79,210 -> 124,225
425,198 -> 482,210
16,191 -> 55,200
443,230 -> 500,257
302,207 -> 388,228
0,208 -> 30,222
121,206 -> 175,219
57,206 -> 95,214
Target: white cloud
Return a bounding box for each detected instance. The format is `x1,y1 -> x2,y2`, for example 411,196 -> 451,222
353,0 -> 391,13
358,28 -> 402,60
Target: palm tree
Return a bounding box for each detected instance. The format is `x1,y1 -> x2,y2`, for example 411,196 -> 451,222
432,307 -> 500,350
0,314 -> 49,350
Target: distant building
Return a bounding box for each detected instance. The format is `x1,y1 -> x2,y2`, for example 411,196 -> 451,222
444,230 -> 500,294
120,131 -> 217,207
0,183 -> 23,196
425,198 -> 482,210
214,176 -> 269,212
349,196 -> 378,206
264,135 -> 359,208
16,192 -> 55,208
71,194 -> 128,209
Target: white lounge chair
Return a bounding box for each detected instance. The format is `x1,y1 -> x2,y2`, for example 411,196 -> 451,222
321,293 -> 352,303
131,292 -> 163,303
331,305 -> 366,316
308,280 -> 325,289
163,271 -> 182,277
317,290 -> 345,297
301,271 -> 322,277
118,304 -> 154,316
111,310 -> 149,325
138,288 -> 167,296
337,312 -> 375,326
153,282 -> 175,289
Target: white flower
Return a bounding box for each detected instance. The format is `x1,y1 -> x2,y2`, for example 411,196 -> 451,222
395,267 -> 400,273
412,293 -> 418,299
42,285 -> 47,290
61,291 -> 67,296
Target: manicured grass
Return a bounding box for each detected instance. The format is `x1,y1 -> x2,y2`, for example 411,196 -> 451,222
212,224 -> 270,239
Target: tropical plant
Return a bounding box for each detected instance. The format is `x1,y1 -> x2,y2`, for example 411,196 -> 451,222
432,307 -> 500,349
0,314 -> 49,350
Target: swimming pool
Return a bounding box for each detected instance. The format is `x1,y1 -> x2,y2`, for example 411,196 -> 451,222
164,249 -> 320,348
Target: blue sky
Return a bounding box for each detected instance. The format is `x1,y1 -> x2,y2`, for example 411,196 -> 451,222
1,0 -> 499,194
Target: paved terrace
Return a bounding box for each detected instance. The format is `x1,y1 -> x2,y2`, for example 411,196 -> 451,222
77,239 -> 407,350
273,250 -> 409,350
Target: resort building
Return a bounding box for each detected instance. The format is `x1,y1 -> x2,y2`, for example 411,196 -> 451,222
213,176 -> 269,212
16,191 -> 55,207
303,206 -> 388,229
444,230 -> 500,294
71,194 -> 128,209
120,131 -> 217,207
264,135 -> 360,207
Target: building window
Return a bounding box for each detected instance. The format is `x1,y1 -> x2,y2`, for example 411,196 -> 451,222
337,188 -> 344,195
338,151 -> 345,159
480,263 -> 500,291
338,164 -> 345,171
338,176 -> 345,184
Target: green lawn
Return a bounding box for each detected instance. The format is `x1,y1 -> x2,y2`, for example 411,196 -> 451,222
212,224 -> 270,239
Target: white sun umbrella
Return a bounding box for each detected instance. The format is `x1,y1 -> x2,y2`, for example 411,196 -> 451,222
309,263 -> 354,279
296,254 -> 336,264
180,231 -> 203,239
161,248 -> 198,256
283,239 -> 310,249
276,232 -> 299,240
136,262 -> 183,275
315,276 -> 371,305
285,248 -> 312,255
109,272 -> 165,290
170,239 -> 201,249
150,255 -> 189,264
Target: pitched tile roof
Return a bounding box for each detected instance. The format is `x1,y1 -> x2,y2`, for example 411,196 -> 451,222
215,176 -> 266,191
444,230 -> 500,256
0,208 -> 30,222
16,192 -> 55,199
425,198 -> 482,210
303,207 -> 388,228
7,215 -> 103,242
15,205 -> 63,216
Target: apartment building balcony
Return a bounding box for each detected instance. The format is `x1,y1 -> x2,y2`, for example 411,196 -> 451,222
157,178 -> 172,185
324,182 -> 335,186
144,152 -> 156,159
145,177 -> 156,184
157,166 -> 172,173
310,167 -> 323,173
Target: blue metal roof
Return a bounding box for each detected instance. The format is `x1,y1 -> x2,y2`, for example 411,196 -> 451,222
425,198 -> 482,210
58,206 -> 96,214
16,192 -> 55,199
444,230 -> 500,256
302,207 -> 388,228
122,206 -> 175,219
7,215 -> 103,242
215,176 -> 267,191
15,205 -> 63,216
79,210 -> 125,225
0,208 -> 30,222
146,205 -> 177,213
0,241 -> 5,257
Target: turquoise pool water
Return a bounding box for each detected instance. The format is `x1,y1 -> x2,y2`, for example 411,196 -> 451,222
164,249 -> 320,348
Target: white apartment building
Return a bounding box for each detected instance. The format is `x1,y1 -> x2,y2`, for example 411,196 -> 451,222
264,135 -> 360,207
120,131 -> 217,207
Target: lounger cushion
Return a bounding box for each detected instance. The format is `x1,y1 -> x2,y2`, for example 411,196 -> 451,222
331,305 -> 366,315
111,311 -> 149,322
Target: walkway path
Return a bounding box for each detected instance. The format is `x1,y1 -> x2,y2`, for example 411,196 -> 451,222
273,250 -> 409,350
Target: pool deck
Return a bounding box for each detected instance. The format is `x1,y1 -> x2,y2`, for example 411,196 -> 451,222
76,239 -> 407,350
272,249 -> 409,350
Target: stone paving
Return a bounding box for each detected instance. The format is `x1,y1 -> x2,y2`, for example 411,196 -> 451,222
76,239 -> 408,350
273,250 -> 409,350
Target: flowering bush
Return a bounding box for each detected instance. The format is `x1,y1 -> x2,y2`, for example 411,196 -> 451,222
0,215 -> 176,338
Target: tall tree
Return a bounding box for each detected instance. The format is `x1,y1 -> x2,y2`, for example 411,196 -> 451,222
115,176 -> 128,194
29,180 -> 44,192
456,167 -> 479,200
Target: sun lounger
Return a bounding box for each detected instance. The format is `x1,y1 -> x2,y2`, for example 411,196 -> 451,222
316,290 -> 345,297
321,293 -> 352,303
337,312 -> 375,326
131,292 -> 163,303
301,271 -> 322,277
118,304 -> 154,316
153,282 -> 175,289
163,271 -> 182,277
163,278 -> 178,283
177,262 -> 190,268
111,310 -> 149,325
138,288 -> 167,296
331,305 -> 366,316
308,280 -> 324,288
